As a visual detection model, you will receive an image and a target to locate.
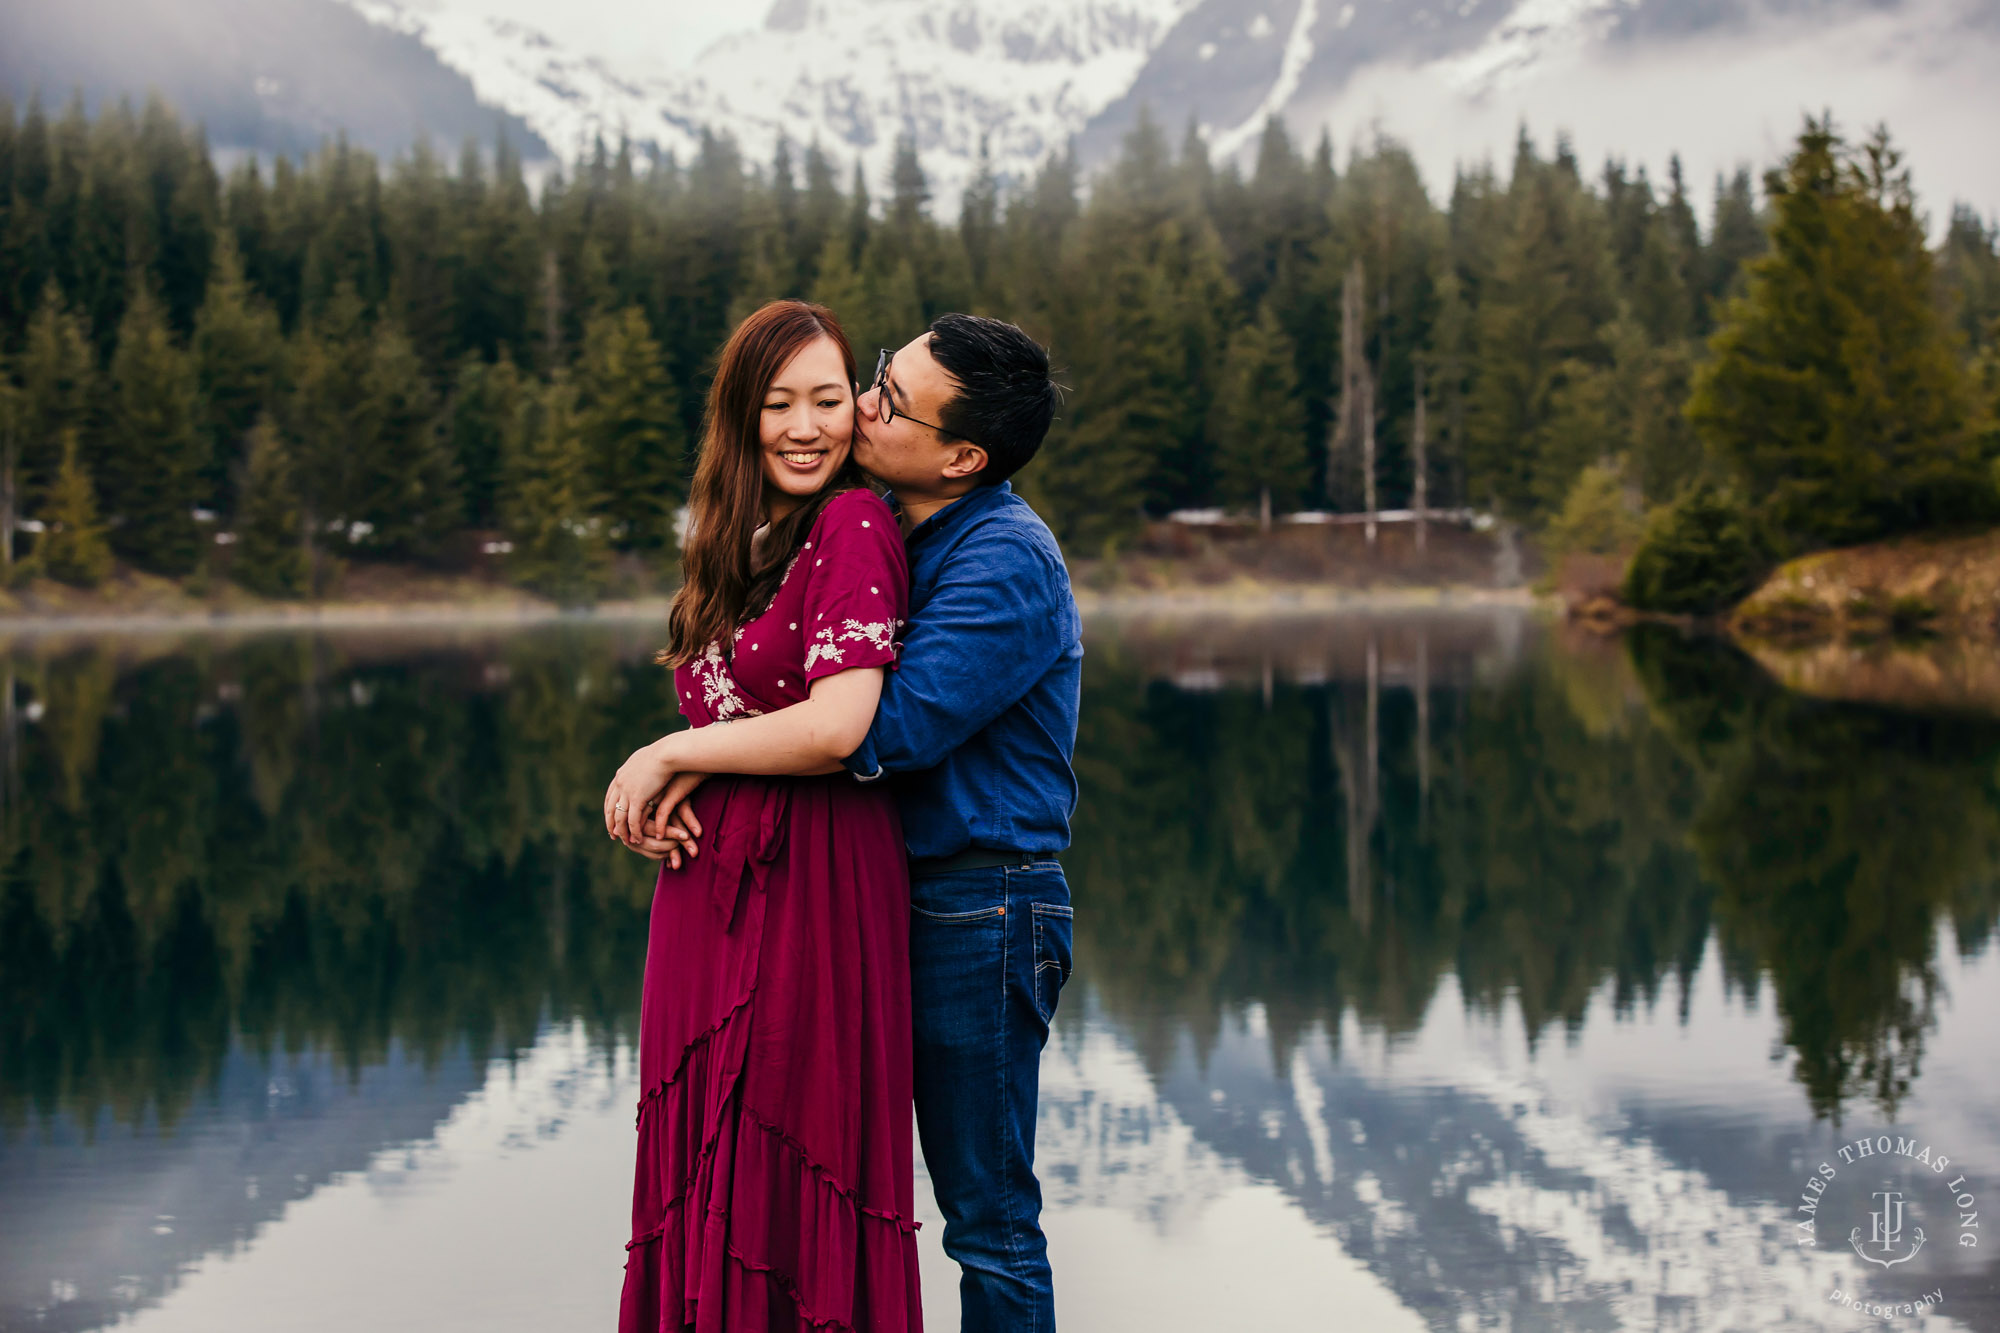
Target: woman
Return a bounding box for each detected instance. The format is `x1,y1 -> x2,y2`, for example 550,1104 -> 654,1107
602,300 -> 921,1332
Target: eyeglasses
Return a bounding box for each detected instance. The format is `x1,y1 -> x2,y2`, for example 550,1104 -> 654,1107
872,348 -> 954,438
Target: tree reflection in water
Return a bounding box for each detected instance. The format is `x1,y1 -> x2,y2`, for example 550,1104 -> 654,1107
1627,626 -> 2000,1118
2,617 -> 1995,1144
0,630 -> 670,1138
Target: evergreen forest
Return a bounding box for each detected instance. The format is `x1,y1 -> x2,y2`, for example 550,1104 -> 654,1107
2,94 -> 1998,603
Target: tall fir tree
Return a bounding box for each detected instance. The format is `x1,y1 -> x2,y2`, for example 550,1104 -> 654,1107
230,414 -> 308,598
577,306 -> 683,555
281,282 -> 371,583
191,231 -> 281,514
1023,249 -> 1177,552
1211,304 -> 1309,528
35,428 -> 112,587
502,373 -> 611,604
1938,205 -> 2000,355
1703,168 -> 1765,327
1325,136 -> 1445,510
960,138 -> 1000,300
102,283 -> 204,574
351,320 -> 460,558
0,369 -> 17,577
794,143 -> 843,293
1465,133 -> 1617,520
1689,121 -> 1990,548
16,281 -> 97,509
448,351 -> 526,530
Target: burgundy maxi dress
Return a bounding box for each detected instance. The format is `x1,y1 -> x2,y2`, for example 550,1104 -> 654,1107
621,488 -> 922,1333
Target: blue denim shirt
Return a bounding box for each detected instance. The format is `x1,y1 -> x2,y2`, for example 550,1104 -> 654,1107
843,481 -> 1082,861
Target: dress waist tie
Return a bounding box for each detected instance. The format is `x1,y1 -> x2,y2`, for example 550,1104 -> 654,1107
704,779 -> 792,931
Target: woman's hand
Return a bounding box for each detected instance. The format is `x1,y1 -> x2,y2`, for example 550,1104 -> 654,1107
604,737 -> 679,846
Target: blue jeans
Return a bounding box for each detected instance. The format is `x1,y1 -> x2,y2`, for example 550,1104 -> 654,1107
909,860 -> 1073,1333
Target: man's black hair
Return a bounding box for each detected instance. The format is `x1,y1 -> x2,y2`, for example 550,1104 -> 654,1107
927,313 -> 1059,487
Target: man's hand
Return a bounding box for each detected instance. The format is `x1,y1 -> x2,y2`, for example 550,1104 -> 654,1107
647,771 -> 709,868
621,830 -> 693,864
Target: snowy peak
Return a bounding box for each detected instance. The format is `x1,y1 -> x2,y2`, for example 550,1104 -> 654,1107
340,0 -> 1197,203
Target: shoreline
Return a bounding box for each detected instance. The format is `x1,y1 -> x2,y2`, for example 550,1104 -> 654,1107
0,584 -> 1550,637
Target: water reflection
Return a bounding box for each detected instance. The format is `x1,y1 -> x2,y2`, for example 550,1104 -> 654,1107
1,617 -> 1996,1330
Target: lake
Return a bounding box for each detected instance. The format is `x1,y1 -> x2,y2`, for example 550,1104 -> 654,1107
2,612 -> 1996,1332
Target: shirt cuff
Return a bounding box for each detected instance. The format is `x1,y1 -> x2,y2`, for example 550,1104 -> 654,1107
843,732 -> 885,782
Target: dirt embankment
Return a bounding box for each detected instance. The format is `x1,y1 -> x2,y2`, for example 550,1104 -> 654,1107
1732,529 -> 2000,642
1730,529 -> 2000,714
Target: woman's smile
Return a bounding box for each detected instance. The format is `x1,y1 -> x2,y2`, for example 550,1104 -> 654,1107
777,446 -> 830,471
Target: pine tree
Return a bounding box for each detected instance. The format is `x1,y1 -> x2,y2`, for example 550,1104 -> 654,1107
502,374 -> 611,605
1622,482 -> 1767,614
810,230 -> 867,330
299,138 -> 386,320
1543,459 -> 1643,558
282,284 -> 371,576
0,372 -> 19,579
1703,168 -> 1764,327
351,320 -> 460,558
1688,120 -> 1990,548
1939,205 -> 2000,355
229,415 -> 308,597
1025,250 -> 1182,552
384,137 -> 461,367
17,282 -> 98,509
36,429 -> 113,587
960,137 -> 1000,298
729,180 -> 795,326
448,351 -> 526,530
1465,134 -> 1617,520
455,131 -> 540,365
794,143 -> 842,292
1211,305 -> 1309,529
1323,137 -> 1444,512
577,306 -> 684,555
102,284 -> 205,574
191,232 -> 281,513
887,133 -> 931,239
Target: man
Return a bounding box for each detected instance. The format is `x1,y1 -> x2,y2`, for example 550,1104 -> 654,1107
648,313 -> 1080,1331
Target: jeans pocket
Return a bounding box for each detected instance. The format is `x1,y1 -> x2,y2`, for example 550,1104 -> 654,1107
1030,902 -> 1074,1024
911,903 -> 1007,924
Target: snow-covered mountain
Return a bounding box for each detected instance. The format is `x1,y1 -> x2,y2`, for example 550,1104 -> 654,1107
335,0 -> 2000,218
344,0 -> 1199,199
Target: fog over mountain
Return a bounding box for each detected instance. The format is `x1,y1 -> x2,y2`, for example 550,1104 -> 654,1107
5,0 -> 1996,224
0,0 -> 546,160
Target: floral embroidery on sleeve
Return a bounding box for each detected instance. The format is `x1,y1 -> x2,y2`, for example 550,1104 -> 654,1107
805,618 -> 898,672
799,490 -> 907,684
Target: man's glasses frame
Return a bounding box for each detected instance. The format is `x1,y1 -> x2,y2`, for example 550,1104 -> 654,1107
871,348 -> 955,438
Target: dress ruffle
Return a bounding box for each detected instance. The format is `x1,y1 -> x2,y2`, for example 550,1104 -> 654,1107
622,1002 -> 921,1333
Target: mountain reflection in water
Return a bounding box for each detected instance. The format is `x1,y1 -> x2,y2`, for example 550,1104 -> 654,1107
1,615 -> 1995,1331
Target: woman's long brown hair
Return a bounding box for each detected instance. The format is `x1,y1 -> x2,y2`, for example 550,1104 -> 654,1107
659,300 -> 864,667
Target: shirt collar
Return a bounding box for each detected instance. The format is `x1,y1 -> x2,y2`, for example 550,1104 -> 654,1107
891,481 -> 1013,548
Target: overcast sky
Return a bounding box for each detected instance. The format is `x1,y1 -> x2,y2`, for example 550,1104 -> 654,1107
1292,0 -> 2000,232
